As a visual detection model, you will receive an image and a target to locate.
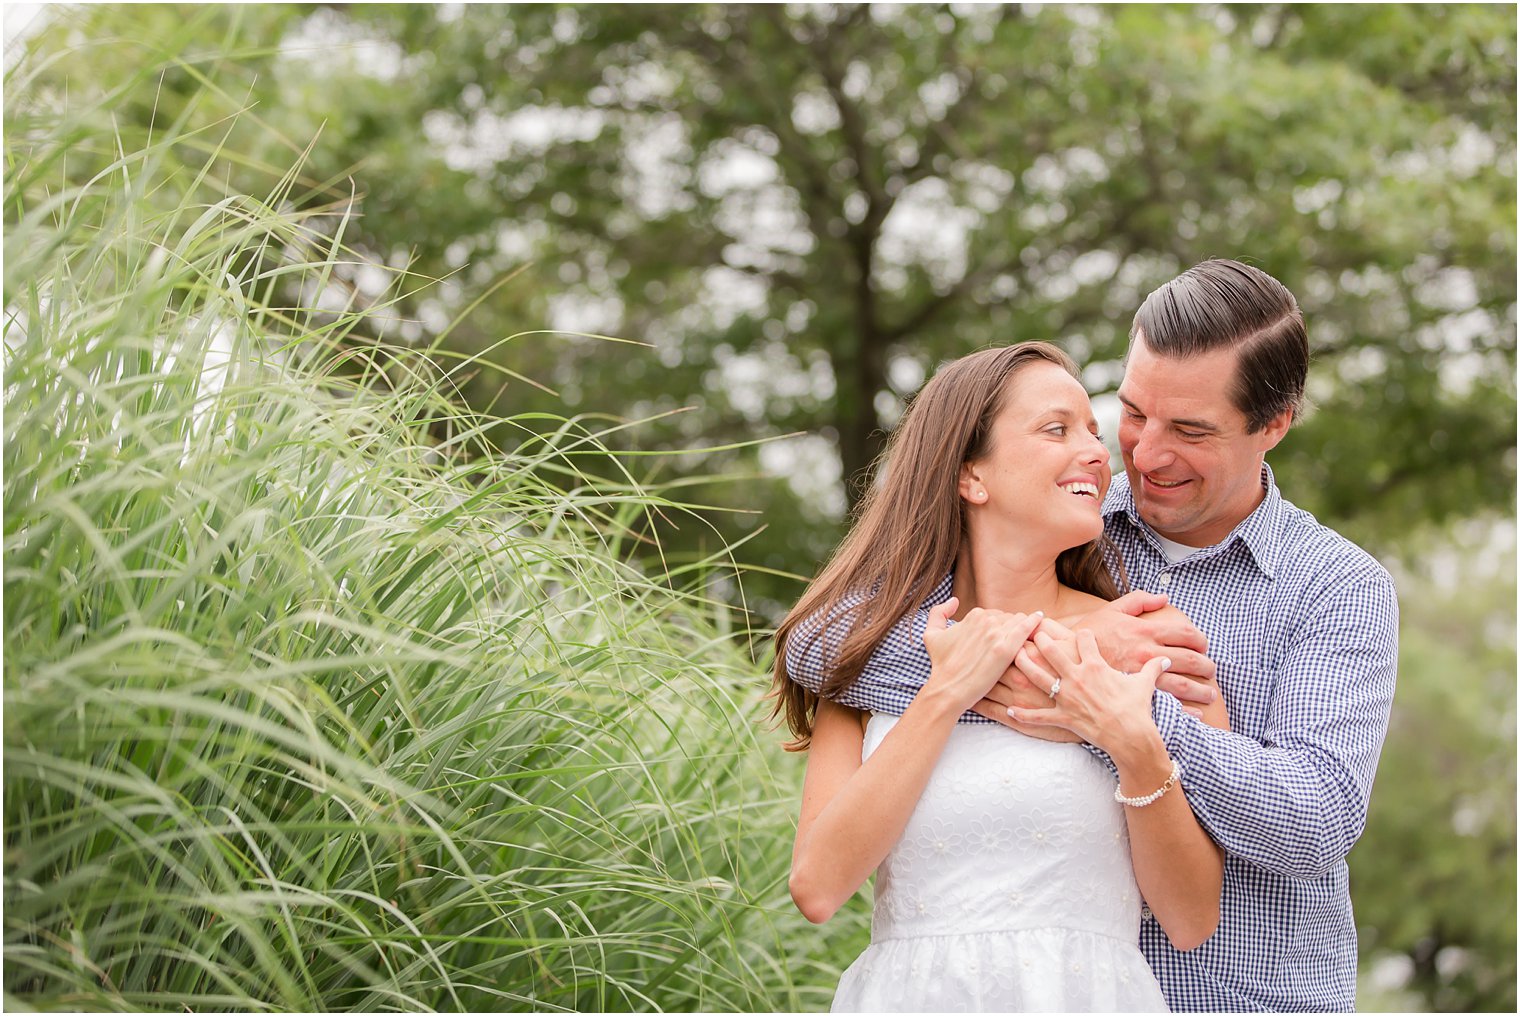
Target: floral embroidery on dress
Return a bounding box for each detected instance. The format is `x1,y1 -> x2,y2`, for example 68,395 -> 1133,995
834,717 -> 1167,1013
967,815 -> 1014,854
1014,808 -> 1059,854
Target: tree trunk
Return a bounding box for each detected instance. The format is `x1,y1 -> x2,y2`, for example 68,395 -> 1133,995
836,230 -> 888,513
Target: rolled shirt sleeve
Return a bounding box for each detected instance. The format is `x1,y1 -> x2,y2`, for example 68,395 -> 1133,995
1156,568 -> 1399,878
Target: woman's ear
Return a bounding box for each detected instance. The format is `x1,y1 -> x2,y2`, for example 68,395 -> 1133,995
958,461 -> 985,505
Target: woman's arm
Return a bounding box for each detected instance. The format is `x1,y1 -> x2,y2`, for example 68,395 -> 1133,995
789,601 -> 1043,923
1008,629 -> 1224,950
790,694 -> 958,922
1104,718 -> 1224,951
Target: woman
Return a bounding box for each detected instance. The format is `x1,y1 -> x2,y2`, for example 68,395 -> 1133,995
772,342 -> 1226,1012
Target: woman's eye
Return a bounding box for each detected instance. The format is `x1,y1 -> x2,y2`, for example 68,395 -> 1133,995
1045,424 -> 1067,436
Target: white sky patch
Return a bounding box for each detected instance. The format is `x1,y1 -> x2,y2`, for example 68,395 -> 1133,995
708,339 -> 835,423
1293,179 -> 1343,215
1365,953 -> 1414,995
620,114 -> 695,219
720,188 -> 814,268
1070,248 -> 1119,287
280,9 -> 405,80
699,139 -> 779,194
3,3 -> 47,71
1387,121 -> 1510,181
917,70 -> 965,121
712,349 -> 770,420
953,161 -> 1016,214
877,177 -> 978,289
888,354 -> 925,394
546,290 -> 625,337
791,89 -> 842,135
699,140 -> 812,265
496,220 -> 550,262
1023,146 -> 1110,196
595,58 -> 679,106
1414,266 -> 1479,313
758,433 -> 847,521
421,104 -> 605,175
702,266 -> 769,330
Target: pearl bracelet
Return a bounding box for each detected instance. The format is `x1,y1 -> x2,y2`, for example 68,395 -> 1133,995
1114,758 -> 1182,808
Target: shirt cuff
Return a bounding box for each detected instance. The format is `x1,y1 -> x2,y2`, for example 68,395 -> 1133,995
1151,687 -> 1192,754
1082,690 -> 1189,778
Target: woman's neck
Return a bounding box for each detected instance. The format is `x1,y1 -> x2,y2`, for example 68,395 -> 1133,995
950,538 -> 1071,618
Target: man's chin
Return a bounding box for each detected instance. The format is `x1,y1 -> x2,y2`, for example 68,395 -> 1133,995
1134,503 -> 1190,535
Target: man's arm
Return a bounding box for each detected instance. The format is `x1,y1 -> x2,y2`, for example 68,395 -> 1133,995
786,598 -> 1080,737
1148,569 -> 1399,877
784,598 -> 946,716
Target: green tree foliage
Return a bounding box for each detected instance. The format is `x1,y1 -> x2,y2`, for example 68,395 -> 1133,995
1351,539 -> 1517,1012
8,7 -> 1516,1013
14,4 -> 1514,608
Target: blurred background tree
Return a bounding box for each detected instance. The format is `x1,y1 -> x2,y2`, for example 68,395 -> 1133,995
14,2 -> 1512,611
8,3 -> 1515,1011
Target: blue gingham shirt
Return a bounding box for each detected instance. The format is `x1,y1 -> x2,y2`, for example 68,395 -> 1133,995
784,465 -> 1399,1012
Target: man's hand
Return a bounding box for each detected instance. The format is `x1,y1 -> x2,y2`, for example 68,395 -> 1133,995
1068,593 -> 1230,729
972,658 -> 1083,742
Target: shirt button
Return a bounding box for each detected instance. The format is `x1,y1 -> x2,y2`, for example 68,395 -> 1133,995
1157,573 -> 1172,587
1141,904 -> 1154,920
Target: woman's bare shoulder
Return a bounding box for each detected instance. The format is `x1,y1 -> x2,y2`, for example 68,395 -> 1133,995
1056,587 -> 1111,619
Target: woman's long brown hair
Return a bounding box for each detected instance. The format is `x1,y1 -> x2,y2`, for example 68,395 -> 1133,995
770,341 -> 1124,750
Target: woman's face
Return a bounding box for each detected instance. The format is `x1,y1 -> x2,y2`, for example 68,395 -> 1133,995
958,361 -> 1111,551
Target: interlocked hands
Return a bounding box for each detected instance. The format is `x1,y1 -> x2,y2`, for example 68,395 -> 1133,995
1002,627 -> 1171,756
921,597 -> 1046,715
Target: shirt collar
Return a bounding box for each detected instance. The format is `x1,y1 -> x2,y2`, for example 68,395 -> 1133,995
920,571 -> 955,609
1102,463 -> 1283,578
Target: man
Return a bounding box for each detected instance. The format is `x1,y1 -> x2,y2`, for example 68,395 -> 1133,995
790,259 -> 1399,1011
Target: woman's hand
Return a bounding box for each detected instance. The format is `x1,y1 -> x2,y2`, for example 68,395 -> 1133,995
1048,612 -> 1229,731
1003,627 -> 1169,757
922,596 -> 1047,715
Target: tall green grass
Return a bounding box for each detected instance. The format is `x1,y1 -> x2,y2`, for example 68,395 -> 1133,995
3,48 -> 864,1013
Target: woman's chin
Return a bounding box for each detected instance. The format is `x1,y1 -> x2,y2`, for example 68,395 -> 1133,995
1064,517 -> 1105,550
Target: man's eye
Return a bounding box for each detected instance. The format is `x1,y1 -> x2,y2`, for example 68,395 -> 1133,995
1179,430 -> 1206,440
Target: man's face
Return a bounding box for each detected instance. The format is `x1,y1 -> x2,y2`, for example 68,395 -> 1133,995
1116,333 -> 1291,547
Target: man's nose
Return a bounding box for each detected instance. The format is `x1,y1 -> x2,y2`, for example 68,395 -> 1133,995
1129,423 -> 1173,472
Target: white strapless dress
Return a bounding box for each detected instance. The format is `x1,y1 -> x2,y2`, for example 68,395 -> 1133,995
831,714 -> 1167,1013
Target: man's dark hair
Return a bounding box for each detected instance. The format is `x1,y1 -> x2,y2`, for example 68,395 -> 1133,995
1131,259 -> 1308,433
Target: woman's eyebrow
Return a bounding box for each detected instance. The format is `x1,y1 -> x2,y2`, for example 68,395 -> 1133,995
1037,406 -> 1100,429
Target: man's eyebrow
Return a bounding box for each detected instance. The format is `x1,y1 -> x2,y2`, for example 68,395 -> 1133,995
1116,393 -> 1219,433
